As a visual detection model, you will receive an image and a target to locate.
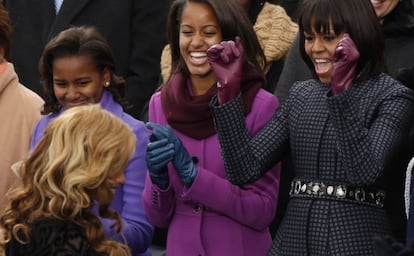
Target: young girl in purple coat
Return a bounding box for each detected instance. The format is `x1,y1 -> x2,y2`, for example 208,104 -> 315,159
30,26 -> 153,256
142,0 -> 281,255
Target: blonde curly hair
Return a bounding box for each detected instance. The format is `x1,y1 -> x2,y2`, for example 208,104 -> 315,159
0,104 -> 136,256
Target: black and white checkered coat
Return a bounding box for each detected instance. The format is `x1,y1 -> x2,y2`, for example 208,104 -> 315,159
211,73 -> 414,255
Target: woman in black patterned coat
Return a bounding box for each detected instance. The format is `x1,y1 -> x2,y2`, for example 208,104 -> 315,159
209,0 -> 414,255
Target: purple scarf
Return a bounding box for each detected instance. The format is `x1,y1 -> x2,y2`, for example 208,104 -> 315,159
161,70 -> 264,139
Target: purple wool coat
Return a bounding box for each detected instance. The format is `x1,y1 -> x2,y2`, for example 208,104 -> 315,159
142,88 -> 281,256
30,90 -> 153,256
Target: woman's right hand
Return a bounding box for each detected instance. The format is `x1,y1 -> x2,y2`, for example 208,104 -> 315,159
146,124 -> 174,189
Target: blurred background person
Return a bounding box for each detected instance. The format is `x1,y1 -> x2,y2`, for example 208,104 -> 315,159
0,4 -> 43,212
270,0 -> 303,21
0,105 -> 135,256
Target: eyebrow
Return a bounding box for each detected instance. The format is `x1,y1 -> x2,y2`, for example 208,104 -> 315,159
180,24 -> 218,29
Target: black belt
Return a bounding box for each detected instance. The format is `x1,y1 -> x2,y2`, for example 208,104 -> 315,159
289,180 -> 385,208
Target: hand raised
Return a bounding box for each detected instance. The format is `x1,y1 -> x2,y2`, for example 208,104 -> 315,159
331,33 -> 359,95
207,36 -> 243,104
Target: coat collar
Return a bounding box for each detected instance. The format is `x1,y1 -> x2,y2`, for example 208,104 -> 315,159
0,62 -> 18,95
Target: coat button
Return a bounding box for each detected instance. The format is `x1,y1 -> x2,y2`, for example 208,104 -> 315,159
194,204 -> 202,212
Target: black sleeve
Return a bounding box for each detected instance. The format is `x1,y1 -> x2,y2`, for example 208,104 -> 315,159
6,218 -> 101,256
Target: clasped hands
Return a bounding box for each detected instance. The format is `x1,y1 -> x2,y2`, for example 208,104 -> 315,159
146,122 -> 197,189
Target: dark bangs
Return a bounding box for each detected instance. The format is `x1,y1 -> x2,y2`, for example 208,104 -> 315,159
299,0 -> 347,36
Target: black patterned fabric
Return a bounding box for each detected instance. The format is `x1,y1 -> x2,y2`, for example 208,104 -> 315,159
211,73 -> 414,255
6,218 -> 102,256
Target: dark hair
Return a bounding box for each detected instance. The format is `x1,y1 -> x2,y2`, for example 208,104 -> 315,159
166,0 -> 266,79
298,0 -> 386,82
247,0 -> 266,24
39,26 -> 130,114
0,5 -> 12,60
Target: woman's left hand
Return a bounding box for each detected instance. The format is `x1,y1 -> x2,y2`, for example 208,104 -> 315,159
331,33 -> 360,95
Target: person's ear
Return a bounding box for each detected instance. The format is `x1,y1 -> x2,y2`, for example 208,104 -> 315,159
103,67 -> 111,86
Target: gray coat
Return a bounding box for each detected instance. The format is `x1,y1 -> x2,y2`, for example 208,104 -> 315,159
212,74 -> 414,255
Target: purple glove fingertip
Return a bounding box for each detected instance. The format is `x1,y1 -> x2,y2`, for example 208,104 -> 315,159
234,36 -> 241,57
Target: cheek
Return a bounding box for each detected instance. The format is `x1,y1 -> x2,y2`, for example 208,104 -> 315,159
53,86 -> 64,100
304,43 -> 312,57
328,38 -> 343,57
209,35 -> 223,47
327,45 -> 337,58
91,86 -> 105,102
179,36 -> 190,53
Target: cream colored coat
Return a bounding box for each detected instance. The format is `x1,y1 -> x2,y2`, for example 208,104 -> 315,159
0,62 -> 43,211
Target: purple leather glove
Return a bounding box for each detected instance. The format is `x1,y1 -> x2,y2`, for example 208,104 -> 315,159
207,36 -> 243,105
331,33 -> 360,95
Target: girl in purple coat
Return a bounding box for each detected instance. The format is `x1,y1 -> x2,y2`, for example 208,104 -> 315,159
30,26 -> 153,256
142,0 -> 281,255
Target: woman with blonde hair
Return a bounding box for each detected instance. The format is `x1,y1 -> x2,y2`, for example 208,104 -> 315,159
0,105 -> 136,256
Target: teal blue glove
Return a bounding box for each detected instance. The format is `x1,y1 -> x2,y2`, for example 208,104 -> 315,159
146,122 -> 198,186
146,135 -> 174,189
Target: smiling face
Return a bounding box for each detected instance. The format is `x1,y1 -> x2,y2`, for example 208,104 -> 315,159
52,55 -> 109,109
179,2 -> 222,80
304,24 -> 345,84
370,0 -> 399,20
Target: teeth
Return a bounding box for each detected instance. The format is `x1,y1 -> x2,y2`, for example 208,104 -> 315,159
191,52 -> 206,58
315,59 -> 329,63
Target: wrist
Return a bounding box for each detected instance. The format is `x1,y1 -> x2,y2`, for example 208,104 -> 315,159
217,81 -> 241,105
183,164 -> 198,186
150,175 -> 169,189
150,166 -> 169,189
